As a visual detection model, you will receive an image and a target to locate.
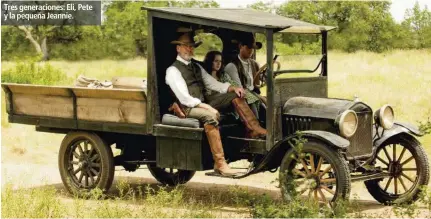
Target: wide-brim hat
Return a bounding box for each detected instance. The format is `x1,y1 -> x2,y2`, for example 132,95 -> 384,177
232,33 -> 262,50
171,27 -> 202,48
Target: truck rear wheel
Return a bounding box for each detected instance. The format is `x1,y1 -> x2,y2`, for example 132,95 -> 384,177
59,131 -> 115,195
279,141 -> 351,207
147,164 -> 195,186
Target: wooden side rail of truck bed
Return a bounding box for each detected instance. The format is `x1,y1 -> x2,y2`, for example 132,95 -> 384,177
1,83 -> 148,135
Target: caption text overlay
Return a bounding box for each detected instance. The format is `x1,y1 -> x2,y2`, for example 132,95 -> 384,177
1,1 -> 101,25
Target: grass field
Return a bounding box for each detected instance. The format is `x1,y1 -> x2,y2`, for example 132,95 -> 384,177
1,49 -> 431,217
3,50 -> 428,149
1,58 -> 147,84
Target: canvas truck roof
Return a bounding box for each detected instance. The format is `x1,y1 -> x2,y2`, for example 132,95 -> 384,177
143,7 -> 336,34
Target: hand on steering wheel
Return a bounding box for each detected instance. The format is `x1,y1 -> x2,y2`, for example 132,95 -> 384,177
253,61 -> 281,88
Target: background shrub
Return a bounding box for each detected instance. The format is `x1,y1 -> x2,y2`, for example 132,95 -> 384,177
1,61 -> 72,86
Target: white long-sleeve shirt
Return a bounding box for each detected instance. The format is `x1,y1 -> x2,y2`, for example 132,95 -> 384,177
166,56 -> 231,108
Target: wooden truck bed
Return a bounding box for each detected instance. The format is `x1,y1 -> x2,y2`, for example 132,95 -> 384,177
2,83 -> 148,135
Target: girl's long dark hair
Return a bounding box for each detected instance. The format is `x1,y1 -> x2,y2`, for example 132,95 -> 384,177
203,50 -> 223,79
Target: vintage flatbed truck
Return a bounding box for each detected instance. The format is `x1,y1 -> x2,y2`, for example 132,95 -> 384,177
2,7 -> 429,206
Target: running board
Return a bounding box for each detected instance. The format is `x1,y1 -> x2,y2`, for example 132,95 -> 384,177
351,172 -> 390,182
205,171 -> 237,178
205,170 -> 251,179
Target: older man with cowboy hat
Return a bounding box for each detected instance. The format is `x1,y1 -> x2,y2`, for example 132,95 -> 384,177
165,28 -> 267,176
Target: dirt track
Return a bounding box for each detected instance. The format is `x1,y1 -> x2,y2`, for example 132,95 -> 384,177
1,125 -> 430,218
3,162 -> 426,218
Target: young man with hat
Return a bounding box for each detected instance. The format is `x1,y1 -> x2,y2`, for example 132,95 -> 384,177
165,29 -> 267,176
224,33 -> 263,116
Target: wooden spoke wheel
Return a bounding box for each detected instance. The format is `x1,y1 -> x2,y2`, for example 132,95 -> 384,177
59,132 -> 114,195
279,141 -> 350,207
147,165 -> 195,186
365,135 -> 429,204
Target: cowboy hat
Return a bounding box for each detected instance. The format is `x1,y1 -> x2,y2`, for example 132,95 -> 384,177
171,28 -> 202,48
232,33 -> 262,50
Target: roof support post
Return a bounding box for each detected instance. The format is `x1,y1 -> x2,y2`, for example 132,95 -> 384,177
265,28 -> 274,151
321,31 -> 328,77
146,12 -> 158,134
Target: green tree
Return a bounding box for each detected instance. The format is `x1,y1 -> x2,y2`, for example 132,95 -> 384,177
247,1 -> 274,13
103,1 -> 155,58
4,0 -> 95,61
276,1 -> 400,53
15,25 -> 59,60
171,0 -> 219,8
2,17 -> 95,60
403,2 -> 431,48
103,0 -> 219,58
1,26 -> 33,60
49,26 -> 106,60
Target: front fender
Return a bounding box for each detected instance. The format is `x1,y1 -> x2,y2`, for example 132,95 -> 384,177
374,122 -> 423,147
250,131 -> 349,174
299,131 -> 350,149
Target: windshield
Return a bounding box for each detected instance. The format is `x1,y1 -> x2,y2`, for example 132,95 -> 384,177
254,32 -> 325,79
256,54 -> 324,78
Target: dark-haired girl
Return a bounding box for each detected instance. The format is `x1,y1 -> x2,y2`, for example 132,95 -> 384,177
203,51 -> 260,117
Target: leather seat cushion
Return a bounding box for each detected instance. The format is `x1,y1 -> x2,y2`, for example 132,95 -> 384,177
161,114 -> 200,128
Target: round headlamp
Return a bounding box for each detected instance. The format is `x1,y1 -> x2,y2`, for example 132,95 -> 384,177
338,110 -> 358,138
374,104 -> 394,130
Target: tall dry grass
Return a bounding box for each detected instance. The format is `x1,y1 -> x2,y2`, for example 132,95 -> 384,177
1,58 -> 148,84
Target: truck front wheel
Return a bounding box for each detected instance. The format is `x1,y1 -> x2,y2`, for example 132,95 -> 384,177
365,135 -> 429,205
279,140 -> 351,207
59,131 -> 115,195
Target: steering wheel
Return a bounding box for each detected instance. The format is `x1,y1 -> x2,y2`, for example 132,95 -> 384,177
253,61 -> 281,88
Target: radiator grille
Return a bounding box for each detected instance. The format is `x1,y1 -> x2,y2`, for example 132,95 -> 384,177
346,112 -> 373,158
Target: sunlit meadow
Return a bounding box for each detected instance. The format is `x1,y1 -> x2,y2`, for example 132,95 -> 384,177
2,49 -> 431,217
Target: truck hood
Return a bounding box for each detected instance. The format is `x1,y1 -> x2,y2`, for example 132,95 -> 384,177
283,96 -> 369,120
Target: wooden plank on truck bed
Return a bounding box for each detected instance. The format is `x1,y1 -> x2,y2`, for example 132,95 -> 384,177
4,83 -> 73,97
77,98 -> 146,124
72,88 -> 147,124
72,87 -> 146,101
2,83 -> 74,118
13,94 -> 74,118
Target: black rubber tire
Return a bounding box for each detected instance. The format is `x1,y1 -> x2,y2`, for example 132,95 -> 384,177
147,165 -> 196,186
59,131 -> 115,195
279,140 -> 351,203
364,135 -> 430,205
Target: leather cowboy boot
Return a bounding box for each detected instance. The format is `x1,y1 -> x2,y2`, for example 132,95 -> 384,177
232,98 -> 267,139
204,124 -> 240,176
168,102 -> 186,118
